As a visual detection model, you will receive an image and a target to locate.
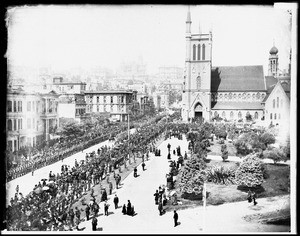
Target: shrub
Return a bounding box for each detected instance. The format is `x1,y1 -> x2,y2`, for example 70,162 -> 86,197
235,154 -> 265,188
206,165 -> 236,185
179,155 -> 206,198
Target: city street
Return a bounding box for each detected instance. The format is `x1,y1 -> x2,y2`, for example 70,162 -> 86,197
6,129 -> 138,205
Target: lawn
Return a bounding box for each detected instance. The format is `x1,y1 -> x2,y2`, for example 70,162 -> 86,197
165,160 -> 290,212
208,139 -> 237,156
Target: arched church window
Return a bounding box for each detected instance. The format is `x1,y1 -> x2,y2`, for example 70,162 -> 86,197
252,94 -> 255,99
255,112 -> 258,119
202,44 -> 205,60
196,76 -> 201,90
224,94 -> 228,99
222,111 -> 226,118
233,93 -> 237,99
238,111 -> 242,119
228,93 -> 232,100
247,93 -> 250,99
261,93 -> 265,99
197,44 -> 201,60
230,111 -> 234,119
242,93 -> 246,99
273,99 -> 275,108
238,94 -> 241,99
219,94 -> 223,99
256,92 -> 261,99
274,113 -> 277,120
277,97 -> 279,108
193,45 -> 196,60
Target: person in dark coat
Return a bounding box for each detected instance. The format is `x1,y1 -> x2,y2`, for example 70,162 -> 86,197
142,162 -> 146,171
101,189 -> 108,202
167,143 -> 171,153
113,194 -> 119,209
158,201 -> 163,216
109,181 -> 113,195
173,210 -> 178,227
127,200 -> 132,215
133,167 -> 137,177
122,204 -> 127,215
154,190 -> 159,205
69,208 -> 75,226
85,205 -> 90,221
104,201 -> 109,216
92,216 -> 97,231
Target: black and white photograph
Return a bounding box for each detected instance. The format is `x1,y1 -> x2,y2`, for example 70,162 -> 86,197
3,3 -> 297,233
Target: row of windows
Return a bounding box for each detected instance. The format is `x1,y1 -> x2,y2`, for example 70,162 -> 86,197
94,96 -> 125,104
212,92 -> 265,101
273,97 -> 283,108
270,113 -> 281,120
193,44 -> 206,61
213,111 -> 259,119
7,118 -> 39,131
7,101 -> 23,113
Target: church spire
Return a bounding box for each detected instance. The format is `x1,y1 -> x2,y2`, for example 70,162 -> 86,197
186,6 -> 192,34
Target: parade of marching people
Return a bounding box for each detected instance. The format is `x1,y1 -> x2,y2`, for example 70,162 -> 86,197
5,111 -> 191,231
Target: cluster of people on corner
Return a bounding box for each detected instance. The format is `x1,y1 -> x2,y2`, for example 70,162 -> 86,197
122,200 -> 135,216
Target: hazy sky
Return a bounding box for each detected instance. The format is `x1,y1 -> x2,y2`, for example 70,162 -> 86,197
6,4 -> 293,75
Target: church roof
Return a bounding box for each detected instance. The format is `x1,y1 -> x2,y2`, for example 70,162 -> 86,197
265,76 -> 278,91
211,101 -> 264,110
211,65 -> 265,92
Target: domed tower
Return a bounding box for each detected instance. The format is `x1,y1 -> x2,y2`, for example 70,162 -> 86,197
268,45 -> 279,76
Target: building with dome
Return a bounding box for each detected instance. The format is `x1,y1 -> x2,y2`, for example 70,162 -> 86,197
181,8 -> 291,128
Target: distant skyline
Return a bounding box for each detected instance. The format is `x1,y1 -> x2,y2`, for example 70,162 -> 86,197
6,4 -> 293,78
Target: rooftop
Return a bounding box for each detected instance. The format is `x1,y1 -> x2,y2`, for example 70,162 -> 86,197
211,65 -> 266,92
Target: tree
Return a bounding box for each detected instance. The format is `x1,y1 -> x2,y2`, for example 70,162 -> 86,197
215,127 -> 227,139
221,144 -> 228,162
259,132 -> 276,148
235,132 -> 265,156
235,154 -> 264,188
61,121 -> 84,139
263,147 -> 288,164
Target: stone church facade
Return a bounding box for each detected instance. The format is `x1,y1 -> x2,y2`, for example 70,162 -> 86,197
181,8 -> 289,124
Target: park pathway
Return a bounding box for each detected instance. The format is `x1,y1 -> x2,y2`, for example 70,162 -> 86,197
77,135 -> 291,233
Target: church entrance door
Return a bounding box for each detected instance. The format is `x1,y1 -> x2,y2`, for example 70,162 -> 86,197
194,102 -> 203,120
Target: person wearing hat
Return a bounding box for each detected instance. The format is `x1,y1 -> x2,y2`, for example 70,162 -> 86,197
113,194 -> 119,209
104,200 -> 110,216
92,216 -> 97,231
173,210 -> 178,227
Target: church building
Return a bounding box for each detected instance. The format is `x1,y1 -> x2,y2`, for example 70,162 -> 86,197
181,8 -> 290,124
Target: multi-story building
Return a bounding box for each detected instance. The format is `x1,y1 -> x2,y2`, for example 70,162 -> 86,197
6,87 -> 59,152
84,90 -> 137,121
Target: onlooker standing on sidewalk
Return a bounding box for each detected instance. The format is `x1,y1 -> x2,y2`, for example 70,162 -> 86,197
173,210 -> 178,227
85,205 -> 90,221
104,200 -> 110,216
142,162 -> 146,171
92,216 -> 97,231
113,194 -> 119,209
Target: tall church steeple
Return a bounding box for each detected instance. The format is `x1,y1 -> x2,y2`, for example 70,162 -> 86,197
268,41 -> 279,77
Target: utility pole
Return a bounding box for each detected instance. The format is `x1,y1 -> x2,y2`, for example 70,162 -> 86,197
202,182 -> 207,232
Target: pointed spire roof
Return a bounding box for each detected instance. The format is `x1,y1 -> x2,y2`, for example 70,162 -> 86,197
186,6 -> 191,23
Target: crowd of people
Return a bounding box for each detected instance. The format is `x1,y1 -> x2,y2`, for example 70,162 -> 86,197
7,123 -> 130,182
6,114 -> 176,231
